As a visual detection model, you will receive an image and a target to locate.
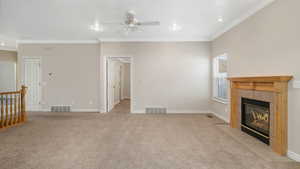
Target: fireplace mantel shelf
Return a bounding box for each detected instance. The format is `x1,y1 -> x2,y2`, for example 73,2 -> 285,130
228,76 -> 293,93
228,75 -> 293,156
228,76 -> 293,82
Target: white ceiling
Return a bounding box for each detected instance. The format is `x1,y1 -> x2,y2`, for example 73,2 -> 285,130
0,0 -> 274,49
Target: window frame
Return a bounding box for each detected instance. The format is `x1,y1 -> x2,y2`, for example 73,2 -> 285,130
212,54 -> 229,104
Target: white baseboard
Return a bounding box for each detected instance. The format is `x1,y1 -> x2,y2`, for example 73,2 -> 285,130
131,110 -> 211,114
32,108 -> 100,113
131,110 -> 144,114
287,150 -> 300,162
27,109 -> 49,112
72,109 -> 100,112
211,111 -> 230,123
167,110 -> 211,114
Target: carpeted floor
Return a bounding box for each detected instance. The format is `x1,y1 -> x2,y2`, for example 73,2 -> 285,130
109,99 -> 131,114
0,106 -> 299,169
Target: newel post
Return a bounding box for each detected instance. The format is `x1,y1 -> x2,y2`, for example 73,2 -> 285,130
21,85 -> 27,122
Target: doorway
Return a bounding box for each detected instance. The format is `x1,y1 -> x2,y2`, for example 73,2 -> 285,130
23,57 -> 42,111
106,57 -> 131,113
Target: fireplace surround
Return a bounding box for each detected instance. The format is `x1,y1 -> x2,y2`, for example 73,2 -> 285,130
228,76 -> 293,156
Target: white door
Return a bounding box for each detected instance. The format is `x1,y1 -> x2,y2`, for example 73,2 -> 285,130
24,58 -> 41,111
107,60 -> 122,112
114,64 -> 121,105
107,60 -> 114,111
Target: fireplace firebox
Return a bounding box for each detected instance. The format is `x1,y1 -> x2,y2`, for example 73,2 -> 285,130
241,98 -> 270,145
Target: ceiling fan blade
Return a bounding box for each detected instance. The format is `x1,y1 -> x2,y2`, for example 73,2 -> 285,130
137,21 -> 160,26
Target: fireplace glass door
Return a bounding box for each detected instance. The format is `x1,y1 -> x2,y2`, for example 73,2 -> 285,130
241,98 -> 270,144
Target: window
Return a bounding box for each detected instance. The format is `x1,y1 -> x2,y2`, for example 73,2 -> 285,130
213,54 -> 228,102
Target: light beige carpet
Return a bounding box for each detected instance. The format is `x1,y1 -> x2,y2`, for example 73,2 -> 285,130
0,111 -> 299,169
109,99 -> 131,114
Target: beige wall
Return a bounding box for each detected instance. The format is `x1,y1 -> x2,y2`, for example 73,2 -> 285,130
0,50 -> 18,91
0,50 -> 17,62
18,44 -> 101,111
212,0 -> 300,155
18,42 -> 211,114
122,63 -> 131,99
101,42 -> 211,113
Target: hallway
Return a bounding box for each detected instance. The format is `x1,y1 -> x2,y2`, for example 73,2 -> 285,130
109,99 -> 130,114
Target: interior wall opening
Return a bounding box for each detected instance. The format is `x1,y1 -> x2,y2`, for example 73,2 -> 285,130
106,57 -> 131,114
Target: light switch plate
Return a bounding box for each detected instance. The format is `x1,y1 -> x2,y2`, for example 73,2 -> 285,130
293,80 -> 300,89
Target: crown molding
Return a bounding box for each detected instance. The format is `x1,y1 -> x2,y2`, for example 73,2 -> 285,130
17,40 -> 100,44
16,38 -> 210,44
98,37 -> 211,42
0,46 -> 17,51
210,0 -> 275,40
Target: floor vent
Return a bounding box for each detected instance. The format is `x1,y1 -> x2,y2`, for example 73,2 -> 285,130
145,107 -> 167,114
51,106 -> 71,112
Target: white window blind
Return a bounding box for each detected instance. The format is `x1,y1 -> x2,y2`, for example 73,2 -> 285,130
213,54 -> 228,102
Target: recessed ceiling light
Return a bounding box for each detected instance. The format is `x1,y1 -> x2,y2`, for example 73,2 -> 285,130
90,22 -> 104,32
0,42 -> 5,47
218,17 -> 224,22
169,23 -> 182,32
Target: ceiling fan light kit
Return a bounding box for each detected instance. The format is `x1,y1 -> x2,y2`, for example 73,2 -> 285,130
97,10 -> 160,33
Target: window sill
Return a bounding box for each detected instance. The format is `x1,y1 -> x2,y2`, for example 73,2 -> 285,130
212,98 -> 229,105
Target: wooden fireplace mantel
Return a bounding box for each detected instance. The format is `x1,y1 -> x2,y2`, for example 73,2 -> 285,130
228,76 -> 293,155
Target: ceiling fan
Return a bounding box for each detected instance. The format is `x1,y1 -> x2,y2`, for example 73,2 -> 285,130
101,10 -> 160,33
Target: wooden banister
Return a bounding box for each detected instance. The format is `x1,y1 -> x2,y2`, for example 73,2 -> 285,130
0,86 -> 27,130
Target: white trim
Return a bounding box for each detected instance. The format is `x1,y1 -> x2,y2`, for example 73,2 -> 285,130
211,0 -> 275,40
287,150 -> 300,162
23,57 -> 42,111
16,38 -> 211,44
71,109 -> 100,112
38,108 -> 100,112
130,58 -> 133,115
212,97 -> 228,105
98,38 -> 210,42
131,110 -> 144,114
212,111 -> 230,123
131,110 -> 211,114
167,110 -> 211,114
212,54 -> 229,101
104,56 -> 133,113
0,47 -> 17,51
17,40 -> 100,44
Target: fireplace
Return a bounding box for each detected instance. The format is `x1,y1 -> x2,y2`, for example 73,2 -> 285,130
241,98 -> 270,145
228,76 -> 292,155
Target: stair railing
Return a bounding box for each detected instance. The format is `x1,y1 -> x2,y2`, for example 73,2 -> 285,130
0,86 -> 27,129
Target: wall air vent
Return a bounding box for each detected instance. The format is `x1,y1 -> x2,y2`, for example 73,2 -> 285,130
145,107 -> 167,114
51,105 -> 71,112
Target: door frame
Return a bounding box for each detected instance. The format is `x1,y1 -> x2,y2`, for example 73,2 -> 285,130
22,56 -> 42,111
104,56 -> 132,113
